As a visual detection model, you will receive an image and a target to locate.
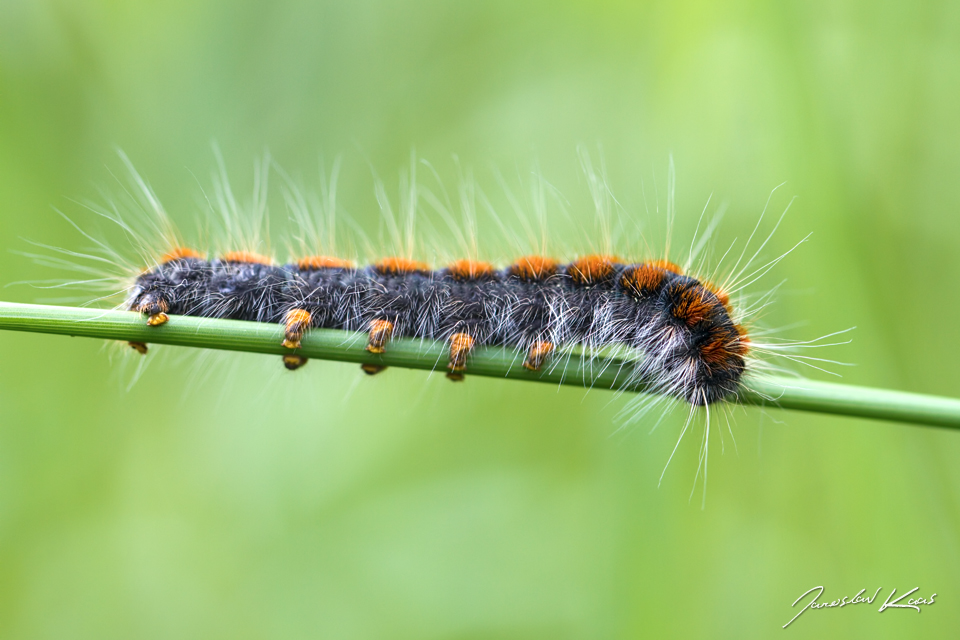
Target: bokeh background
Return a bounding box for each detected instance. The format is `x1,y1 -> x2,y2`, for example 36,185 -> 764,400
2,1 -> 959,638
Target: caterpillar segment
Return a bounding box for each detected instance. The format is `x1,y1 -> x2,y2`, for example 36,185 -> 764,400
129,247 -> 205,340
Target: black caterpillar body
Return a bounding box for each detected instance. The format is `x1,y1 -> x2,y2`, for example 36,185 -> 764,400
128,251 -> 748,405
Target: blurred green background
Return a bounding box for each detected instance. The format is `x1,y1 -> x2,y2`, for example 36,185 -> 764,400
2,1 -> 959,638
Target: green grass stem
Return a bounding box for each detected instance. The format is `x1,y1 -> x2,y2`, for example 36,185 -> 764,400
1,301 -> 958,429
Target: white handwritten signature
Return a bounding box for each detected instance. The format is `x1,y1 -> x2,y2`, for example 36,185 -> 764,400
783,586 -> 937,628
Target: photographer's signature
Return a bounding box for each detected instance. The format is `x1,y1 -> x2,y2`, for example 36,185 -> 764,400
783,586 -> 936,628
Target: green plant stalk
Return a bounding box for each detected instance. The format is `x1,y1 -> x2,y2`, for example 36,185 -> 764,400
1,301 -> 958,429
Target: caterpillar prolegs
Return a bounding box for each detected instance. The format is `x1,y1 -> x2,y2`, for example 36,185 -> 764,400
128,250 -> 748,406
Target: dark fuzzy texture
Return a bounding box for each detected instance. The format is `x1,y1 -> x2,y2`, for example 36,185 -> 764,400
129,258 -> 747,404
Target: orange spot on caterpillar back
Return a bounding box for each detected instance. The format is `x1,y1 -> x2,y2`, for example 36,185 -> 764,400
671,286 -> 716,327
297,256 -> 355,270
160,247 -> 204,263
221,251 -> 273,265
447,259 -> 494,280
620,263 -> 670,297
507,256 -> 559,281
374,257 -> 430,275
568,255 -> 621,285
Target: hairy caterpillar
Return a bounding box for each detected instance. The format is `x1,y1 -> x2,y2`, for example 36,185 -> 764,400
129,247 -> 747,405
24,150 -> 836,501
103,150 -> 763,407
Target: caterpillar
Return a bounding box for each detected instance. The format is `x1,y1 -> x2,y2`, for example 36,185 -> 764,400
15,149 -> 853,508
29,151 -> 818,420
129,248 -> 747,405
